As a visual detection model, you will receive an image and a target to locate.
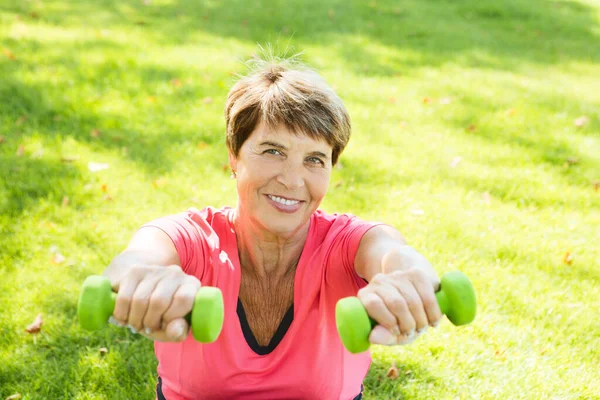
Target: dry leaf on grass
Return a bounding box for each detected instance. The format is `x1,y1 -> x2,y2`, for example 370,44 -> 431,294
25,314 -> 43,334
0,136 -> 5,144
574,116 -> 589,127
88,162 -> 110,172
5,393 -> 22,400
61,155 -> 80,162
386,361 -> 399,380
99,347 -> 108,356
450,156 -> 462,168
2,48 -> 16,60
52,252 -> 65,264
90,129 -> 101,138
563,252 -> 573,265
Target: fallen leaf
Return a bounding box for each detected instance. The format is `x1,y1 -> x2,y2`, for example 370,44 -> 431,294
88,162 -> 110,172
2,48 -> 16,60
386,361 -> 399,380
593,181 -> 599,192
16,145 -> 25,156
203,97 -> 213,104
450,156 -> 462,168
90,128 -> 101,138
52,253 -> 65,264
101,183 -> 108,192
153,178 -> 168,188
25,314 -> 43,334
5,394 -> 22,400
0,136 -> 5,144
566,157 -> 579,165
482,192 -> 491,205
61,196 -> 69,207
574,116 -> 589,127
222,164 -> 230,172
422,97 -> 432,104
171,78 -> 182,88
563,251 -> 573,265
99,347 -> 108,356
61,155 -> 80,162
466,124 -> 477,132
335,180 -> 344,188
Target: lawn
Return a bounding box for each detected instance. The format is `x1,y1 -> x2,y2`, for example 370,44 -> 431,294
0,0 -> 599,399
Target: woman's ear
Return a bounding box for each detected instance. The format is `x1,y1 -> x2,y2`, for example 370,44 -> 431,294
228,151 -> 237,174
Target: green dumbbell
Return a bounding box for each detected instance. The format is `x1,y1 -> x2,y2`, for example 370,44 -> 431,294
77,275 -> 224,343
336,270 -> 476,354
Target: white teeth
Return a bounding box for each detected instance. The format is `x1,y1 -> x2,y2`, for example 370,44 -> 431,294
269,195 -> 299,206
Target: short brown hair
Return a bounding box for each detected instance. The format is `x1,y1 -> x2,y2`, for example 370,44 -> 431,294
225,59 -> 351,165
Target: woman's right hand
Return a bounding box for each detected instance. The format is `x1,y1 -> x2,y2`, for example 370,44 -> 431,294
109,264 -> 201,342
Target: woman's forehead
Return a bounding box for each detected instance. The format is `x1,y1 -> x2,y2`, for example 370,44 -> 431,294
249,122 -> 332,153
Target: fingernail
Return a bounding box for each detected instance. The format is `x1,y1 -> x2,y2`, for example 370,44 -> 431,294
128,325 -> 137,334
174,325 -> 185,339
406,330 -> 416,340
144,328 -> 152,335
417,326 -> 428,335
108,316 -> 117,326
386,336 -> 398,346
398,336 -> 417,345
431,319 -> 441,328
392,326 -> 401,336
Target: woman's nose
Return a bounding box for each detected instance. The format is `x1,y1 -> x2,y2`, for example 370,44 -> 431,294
276,162 -> 305,190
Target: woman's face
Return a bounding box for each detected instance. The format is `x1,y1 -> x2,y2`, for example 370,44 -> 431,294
230,120 -> 333,237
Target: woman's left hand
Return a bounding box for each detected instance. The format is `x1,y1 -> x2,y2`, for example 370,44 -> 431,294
356,248 -> 442,345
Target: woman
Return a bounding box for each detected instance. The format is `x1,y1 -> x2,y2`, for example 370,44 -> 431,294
103,58 -> 442,400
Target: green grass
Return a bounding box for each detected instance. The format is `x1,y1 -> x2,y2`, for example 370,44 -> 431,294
1,0 -> 599,398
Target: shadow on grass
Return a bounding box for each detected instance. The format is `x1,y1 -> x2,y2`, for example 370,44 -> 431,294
0,291 -> 157,399
7,0 -> 599,76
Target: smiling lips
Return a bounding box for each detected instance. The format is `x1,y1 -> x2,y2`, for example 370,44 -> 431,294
266,194 -> 304,213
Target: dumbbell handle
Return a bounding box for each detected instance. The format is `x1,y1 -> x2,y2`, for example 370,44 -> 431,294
336,271 -> 476,353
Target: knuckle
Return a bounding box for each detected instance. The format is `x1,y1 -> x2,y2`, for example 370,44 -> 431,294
371,273 -> 387,283
149,294 -> 171,310
362,294 -> 384,310
386,296 -> 407,312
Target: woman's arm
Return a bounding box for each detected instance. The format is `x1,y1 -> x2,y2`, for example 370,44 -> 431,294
102,226 -> 201,342
353,225 -> 442,345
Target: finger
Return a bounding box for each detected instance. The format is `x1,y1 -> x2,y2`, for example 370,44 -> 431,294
113,275 -> 141,325
390,277 -> 427,334
411,275 -> 443,327
128,276 -> 160,332
369,325 -> 397,345
165,318 -> 189,342
142,280 -> 177,333
357,290 -> 398,334
162,281 -> 200,327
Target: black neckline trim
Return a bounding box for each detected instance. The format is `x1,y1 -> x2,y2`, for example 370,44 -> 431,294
237,298 -> 294,355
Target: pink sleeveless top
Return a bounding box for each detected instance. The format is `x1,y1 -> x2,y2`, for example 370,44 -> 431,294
145,206 -> 380,400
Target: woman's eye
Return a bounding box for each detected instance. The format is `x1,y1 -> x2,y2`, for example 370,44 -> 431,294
307,157 -> 325,166
264,149 -> 282,156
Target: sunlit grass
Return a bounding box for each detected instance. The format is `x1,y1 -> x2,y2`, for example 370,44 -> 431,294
1,0 -> 599,398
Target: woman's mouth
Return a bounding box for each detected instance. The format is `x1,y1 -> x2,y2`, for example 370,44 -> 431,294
266,194 -> 303,213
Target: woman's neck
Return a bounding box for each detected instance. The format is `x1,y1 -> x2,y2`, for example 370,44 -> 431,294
232,208 -> 309,281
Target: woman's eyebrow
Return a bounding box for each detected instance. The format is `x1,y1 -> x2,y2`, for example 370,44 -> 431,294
259,140 -> 286,149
